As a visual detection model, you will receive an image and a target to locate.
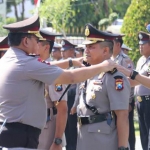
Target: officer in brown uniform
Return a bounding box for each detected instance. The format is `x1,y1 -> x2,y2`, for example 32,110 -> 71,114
37,28 -> 67,150
61,39 -> 78,150
112,36 -> 135,150
0,36 -> 9,58
76,24 -> 130,150
134,31 -> 150,150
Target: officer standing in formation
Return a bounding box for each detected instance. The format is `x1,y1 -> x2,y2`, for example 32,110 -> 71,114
121,43 -> 132,55
37,28 -> 67,150
134,32 -> 150,150
61,39 -> 78,150
76,24 -> 130,150
111,35 -> 135,150
0,36 -> 9,58
51,42 -> 62,61
0,15 -> 115,148
75,44 -> 85,58
114,29 -> 150,150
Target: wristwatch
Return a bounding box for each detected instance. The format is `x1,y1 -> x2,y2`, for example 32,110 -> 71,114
118,147 -> 129,150
130,70 -> 139,80
54,138 -> 62,145
69,58 -> 73,67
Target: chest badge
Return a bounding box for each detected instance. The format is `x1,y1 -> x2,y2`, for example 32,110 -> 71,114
114,76 -> 124,91
91,93 -> 96,99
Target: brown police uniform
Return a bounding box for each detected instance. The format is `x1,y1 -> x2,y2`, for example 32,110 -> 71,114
0,15 -> 63,148
76,24 -> 130,150
38,65 -> 67,149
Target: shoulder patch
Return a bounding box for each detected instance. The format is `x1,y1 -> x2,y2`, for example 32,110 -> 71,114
55,84 -> 63,92
107,68 -> 118,75
114,76 -> 123,91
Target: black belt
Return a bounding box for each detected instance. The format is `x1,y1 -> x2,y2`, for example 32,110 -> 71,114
47,107 -> 57,116
78,113 -> 111,126
137,95 -> 150,102
0,122 -> 41,133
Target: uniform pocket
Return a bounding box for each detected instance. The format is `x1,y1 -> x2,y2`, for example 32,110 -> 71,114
88,121 -> 111,134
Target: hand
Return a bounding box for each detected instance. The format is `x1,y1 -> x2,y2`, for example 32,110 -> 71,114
115,64 -> 131,77
100,59 -> 116,72
72,57 -> 85,67
70,107 -> 77,115
50,143 -> 62,150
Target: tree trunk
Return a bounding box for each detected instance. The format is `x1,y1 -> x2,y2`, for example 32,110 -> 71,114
21,0 -> 25,20
103,0 -> 109,17
13,0 -> 19,21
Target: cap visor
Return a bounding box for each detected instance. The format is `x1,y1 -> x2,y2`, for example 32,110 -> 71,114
139,40 -> 149,45
82,40 -> 97,45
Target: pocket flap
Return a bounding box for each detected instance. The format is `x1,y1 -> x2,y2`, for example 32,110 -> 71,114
88,121 -> 111,134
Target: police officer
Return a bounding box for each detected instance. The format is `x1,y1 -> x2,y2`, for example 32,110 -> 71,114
76,24 -> 130,150
51,42 -> 62,61
0,36 -> 9,58
112,36 -> 135,150
0,15 -> 116,149
61,39 -> 78,150
134,31 -> 150,150
75,44 -> 85,58
121,43 -> 132,55
37,28 -> 67,150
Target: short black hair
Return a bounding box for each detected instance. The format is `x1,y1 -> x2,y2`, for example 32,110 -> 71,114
8,32 -> 32,46
99,41 -> 114,54
114,38 -> 123,47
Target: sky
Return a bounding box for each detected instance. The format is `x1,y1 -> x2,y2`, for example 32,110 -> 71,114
7,0 -> 35,18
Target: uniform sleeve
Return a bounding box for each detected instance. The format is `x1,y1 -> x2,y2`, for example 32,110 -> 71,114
73,83 -> 80,107
122,57 -> 135,71
48,83 -> 67,102
106,72 -> 130,110
25,59 -> 63,85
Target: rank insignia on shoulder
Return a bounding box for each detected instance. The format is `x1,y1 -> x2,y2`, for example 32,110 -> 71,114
107,68 -> 118,75
55,84 -> 63,92
114,76 -> 123,91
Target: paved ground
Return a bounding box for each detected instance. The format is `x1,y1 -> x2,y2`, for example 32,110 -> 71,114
63,136 -> 142,150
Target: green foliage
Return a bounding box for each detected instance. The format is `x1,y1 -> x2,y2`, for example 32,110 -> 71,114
98,18 -> 110,30
0,16 -> 8,36
121,0 -> 150,64
109,12 -> 118,23
6,17 -> 16,24
39,0 -> 72,37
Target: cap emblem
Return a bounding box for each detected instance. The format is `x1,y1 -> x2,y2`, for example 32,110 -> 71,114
85,26 -> 90,36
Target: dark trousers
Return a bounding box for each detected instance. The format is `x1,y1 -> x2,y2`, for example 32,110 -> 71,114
0,122 -> 41,148
65,84 -> 77,150
129,98 -> 136,150
137,97 -> 150,150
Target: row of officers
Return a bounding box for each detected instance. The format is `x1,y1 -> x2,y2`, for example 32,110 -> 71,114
0,14 -> 150,150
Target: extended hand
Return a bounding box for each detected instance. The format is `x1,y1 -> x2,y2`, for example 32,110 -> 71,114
72,57 -> 85,67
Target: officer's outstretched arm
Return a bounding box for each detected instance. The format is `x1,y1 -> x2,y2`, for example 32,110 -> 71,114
54,59 -> 115,85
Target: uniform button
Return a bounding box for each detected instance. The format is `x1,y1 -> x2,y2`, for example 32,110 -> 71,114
98,130 -> 100,132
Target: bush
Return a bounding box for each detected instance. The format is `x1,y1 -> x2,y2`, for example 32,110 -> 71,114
121,0 -> 150,64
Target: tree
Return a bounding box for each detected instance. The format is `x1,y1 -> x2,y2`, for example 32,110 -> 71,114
7,0 -> 26,21
39,0 -> 72,37
121,0 -> 150,64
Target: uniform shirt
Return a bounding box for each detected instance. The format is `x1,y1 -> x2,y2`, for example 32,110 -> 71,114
77,71 -> 130,116
111,51 -> 135,102
0,47 -> 63,129
134,56 -> 150,96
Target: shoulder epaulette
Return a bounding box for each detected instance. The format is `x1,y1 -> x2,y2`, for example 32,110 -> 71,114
107,68 -> 118,75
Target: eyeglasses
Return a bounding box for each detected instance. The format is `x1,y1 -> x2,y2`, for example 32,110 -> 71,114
146,24 -> 150,33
